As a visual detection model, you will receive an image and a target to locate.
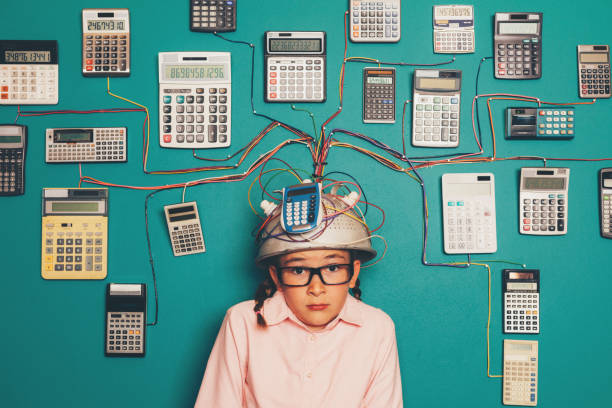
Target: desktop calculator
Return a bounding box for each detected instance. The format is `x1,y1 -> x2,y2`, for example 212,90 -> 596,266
433,5 -> 475,54
519,167 -> 569,235
577,45 -> 610,98
442,173 -> 497,254
494,13 -> 542,79
264,31 -> 326,103
503,339 -> 538,406
41,188 -> 108,280
46,127 -> 126,163
503,269 -> 540,334
190,0 -> 236,32
412,69 -> 462,148
0,40 -> 58,105
164,201 -> 206,256
82,9 -> 130,76
599,168 -> 612,239
0,125 -> 27,196
349,0 -> 401,43
281,182 -> 322,233
105,283 -> 146,357
506,107 -> 574,139
363,67 -> 395,123
158,52 -> 231,148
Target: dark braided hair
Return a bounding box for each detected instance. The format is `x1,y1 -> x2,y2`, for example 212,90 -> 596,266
253,273 -> 277,328
351,278 -> 362,301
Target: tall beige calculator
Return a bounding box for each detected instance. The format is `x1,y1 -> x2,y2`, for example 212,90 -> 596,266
41,188 -> 108,280
503,339 -> 538,406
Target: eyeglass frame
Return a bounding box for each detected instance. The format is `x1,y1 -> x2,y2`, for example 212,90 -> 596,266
274,263 -> 355,287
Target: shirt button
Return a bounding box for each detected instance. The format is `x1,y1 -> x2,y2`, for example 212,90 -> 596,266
309,334 -> 316,342
306,372 -> 312,379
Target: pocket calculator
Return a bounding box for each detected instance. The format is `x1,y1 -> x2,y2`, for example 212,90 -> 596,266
494,13 -> 542,79
0,40 -> 58,105
599,168 -> 612,239
519,167 -> 569,235
503,269 -> 540,334
164,201 -> 206,256
412,69 -> 462,148
503,339 -> 538,406
442,173 -> 497,254
264,31 -> 326,103
0,125 -> 27,196
281,182 -> 322,233
41,188 -> 108,280
46,127 -> 126,163
158,52 -> 231,148
433,5 -> 475,54
577,45 -> 610,98
82,9 -> 130,77
506,107 -> 574,139
190,0 -> 236,32
363,67 -> 395,123
349,0 -> 401,43
105,283 -> 146,357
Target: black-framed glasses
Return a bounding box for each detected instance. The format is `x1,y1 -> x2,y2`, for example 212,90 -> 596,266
276,264 -> 354,287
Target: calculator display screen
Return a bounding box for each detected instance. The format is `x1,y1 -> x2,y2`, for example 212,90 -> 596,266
54,129 -> 93,143
87,20 -> 125,31
418,78 -> 457,90
4,51 -> 51,63
507,342 -> 533,352
288,186 -> 316,197
509,272 -> 534,280
163,65 -> 225,81
523,177 -> 566,190
445,183 -> 490,196
603,179 -> 612,188
367,77 -> 393,84
269,39 -> 322,53
512,115 -> 536,125
51,202 -> 101,212
580,53 -> 609,63
0,135 -> 21,143
498,23 -> 539,35
435,7 -> 472,17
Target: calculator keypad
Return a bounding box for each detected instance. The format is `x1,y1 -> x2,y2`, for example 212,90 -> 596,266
0,65 -> 58,104
191,0 -> 236,31
0,149 -> 24,195
434,31 -> 474,53
602,193 -> 611,237
83,34 -> 129,75
413,94 -> 460,147
496,40 -> 541,79
107,312 -> 144,354
266,57 -> 325,102
350,0 -> 400,42
364,81 -> 394,123
521,194 -> 567,234
504,292 -> 539,334
170,223 -> 205,256
503,357 -> 538,406
579,64 -> 611,98
284,195 -> 317,230
46,128 -> 126,163
537,109 -> 574,137
445,199 -> 496,253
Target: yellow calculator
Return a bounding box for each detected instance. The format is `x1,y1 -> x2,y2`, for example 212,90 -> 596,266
41,188 -> 108,280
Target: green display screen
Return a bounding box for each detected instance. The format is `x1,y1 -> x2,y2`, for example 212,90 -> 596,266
54,129 -> 93,143
0,135 -> 21,143
524,177 -> 565,190
163,65 -> 225,81
51,202 -> 99,212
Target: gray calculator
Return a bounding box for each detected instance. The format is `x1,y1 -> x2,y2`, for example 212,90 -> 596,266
363,67 -> 395,123
577,45 -> 610,98
494,12 -> 542,79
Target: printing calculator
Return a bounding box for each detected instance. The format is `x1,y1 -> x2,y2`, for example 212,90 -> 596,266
0,125 -> 27,196
433,5 -> 475,54
519,167 -> 569,235
41,188 -> 108,280
599,168 -> 612,239
577,45 -> 610,98
164,201 -> 206,256
158,52 -> 231,148
281,182 -> 322,233
0,40 -> 58,105
105,283 -> 146,357
46,127 -> 127,163
506,108 -> 574,139
363,67 -> 395,123
349,0 -> 401,43
190,0 -> 236,32
494,13 -> 542,79
82,9 -> 130,76
264,31 -> 326,103
503,269 -> 540,334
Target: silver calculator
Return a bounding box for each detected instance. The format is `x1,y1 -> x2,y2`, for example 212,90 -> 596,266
519,167 -> 569,235
46,127 -> 126,163
349,0 -> 401,43
164,201 -> 206,256
433,5 -> 475,54
577,45 -> 610,98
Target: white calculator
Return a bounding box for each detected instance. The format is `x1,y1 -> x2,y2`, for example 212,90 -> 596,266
503,339 -> 538,406
164,201 -> 206,256
158,52 -> 231,149
0,40 -> 58,105
433,5 -> 475,53
503,269 -> 540,334
349,0 -> 401,43
46,127 -> 126,163
442,173 -> 497,254
412,69 -> 462,148
519,167 -> 569,235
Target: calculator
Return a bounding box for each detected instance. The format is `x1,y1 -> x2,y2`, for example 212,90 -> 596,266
503,269 -> 540,334
164,201 -> 206,256
158,52 -> 231,148
577,45 -> 610,98
281,182 -> 322,233
349,0 -> 401,43
599,168 -> 612,239
0,125 -> 26,196
105,283 -> 146,357
264,31 -> 326,103
190,0 -> 236,32
82,9 -> 130,77
494,13 -> 542,79
519,167 -> 569,235
503,339 -> 538,406
0,40 -> 58,105
433,5 -> 475,54
46,127 -> 127,163
506,107 -> 574,139
442,173 -> 497,254
41,188 -> 108,280
363,67 -> 395,123
412,69 -> 462,148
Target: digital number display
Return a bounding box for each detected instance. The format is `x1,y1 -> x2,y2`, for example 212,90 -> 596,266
419,77 -> 457,90
51,202 -> 100,212
288,187 -> 316,197
4,51 -> 51,63
509,272 -> 534,280
499,22 -> 539,35
163,65 -> 225,81
0,135 -> 21,143
55,129 -> 93,143
269,39 -> 322,53
87,20 -> 125,31
436,7 -> 472,17
367,77 -> 393,84
580,53 -> 609,63
523,177 -> 566,190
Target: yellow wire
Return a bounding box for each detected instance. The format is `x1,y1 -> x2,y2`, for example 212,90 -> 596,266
323,205 -> 369,227
345,56 -> 381,67
247,168 -> 303,217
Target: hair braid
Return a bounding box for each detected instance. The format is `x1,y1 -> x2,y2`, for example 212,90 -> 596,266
351,278 -> 362,301
253,274 -> 277,327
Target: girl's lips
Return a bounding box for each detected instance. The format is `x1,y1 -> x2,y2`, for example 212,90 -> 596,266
307,304 -> 329,311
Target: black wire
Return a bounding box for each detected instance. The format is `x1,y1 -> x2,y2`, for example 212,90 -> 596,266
144,189 -> 163,326
475,57 -> 493,151
346,56 -> 457,67
322,171 -> 369,216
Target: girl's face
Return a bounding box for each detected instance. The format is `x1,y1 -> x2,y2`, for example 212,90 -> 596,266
269,249 -> 361,332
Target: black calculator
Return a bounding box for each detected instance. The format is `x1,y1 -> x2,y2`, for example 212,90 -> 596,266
105,283 -> 146,357
0,125 -> 27,196
494,13 -> 542,79
190,0 -> 236,32
363,67 -> 395,123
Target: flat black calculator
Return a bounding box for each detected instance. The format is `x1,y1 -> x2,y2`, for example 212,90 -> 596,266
503,269 -> 540,334
494,13 -> 542,79
0,124 -> 27,196
190,0 -> 236,32
363,67 -> 395,124
105,283 -> 146,357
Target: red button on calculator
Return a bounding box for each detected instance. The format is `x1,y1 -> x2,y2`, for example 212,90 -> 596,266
163,135 -> 172,143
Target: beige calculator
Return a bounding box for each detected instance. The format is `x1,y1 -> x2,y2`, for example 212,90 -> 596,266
503,339 -> 538,406
41,188 -> 108,280
164,201 -> 206,256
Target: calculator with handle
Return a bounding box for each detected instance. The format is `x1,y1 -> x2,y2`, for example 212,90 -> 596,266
577,45 -> 610,98
105,283 -> 146,357
519,167 -> 569,235
503,269 -> 540,334
503,339 -> 538,406
190,0 -> 236,32
433,5 -> 475,54
158,52 -> 231,148
46,127 -> 126,163
506,107 -> 574,139
349,0 -> 401,43
0,125 -> 26,196
41,188 -> 108,280
442,173 -> 497,254
164,201 -> 206,256
363,67 -> 395,123
412,69 -> 461,148
281,182 -> 322,233
82,9 -> 130,76
494,13 -> 542,79
0,40 -> 58,105
599,168 -> 612,239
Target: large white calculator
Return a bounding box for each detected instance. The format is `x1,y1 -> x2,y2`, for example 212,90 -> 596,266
503,339 -> 538,406
349,0 -> 401,43
433,5 -> 475,53
519,167 -> 569,235
442,173 -> 497,254
158,52 -> 231,149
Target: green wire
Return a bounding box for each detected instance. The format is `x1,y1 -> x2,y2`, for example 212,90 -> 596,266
472,260 -> 527,268
262,168 -> 310,196
291,105 -> 319,145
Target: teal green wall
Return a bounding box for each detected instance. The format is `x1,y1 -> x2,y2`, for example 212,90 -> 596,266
1,0 -> 611,406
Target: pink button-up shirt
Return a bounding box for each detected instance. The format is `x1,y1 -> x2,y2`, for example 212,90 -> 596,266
194,292 -> 402,408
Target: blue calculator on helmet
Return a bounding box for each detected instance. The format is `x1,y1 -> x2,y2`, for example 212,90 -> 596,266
281,182 -> 322,233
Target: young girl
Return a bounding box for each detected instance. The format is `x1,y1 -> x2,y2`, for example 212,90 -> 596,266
194,190 -> 403,407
